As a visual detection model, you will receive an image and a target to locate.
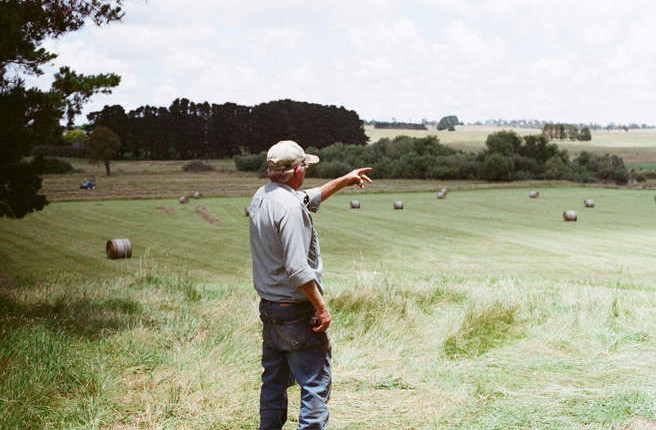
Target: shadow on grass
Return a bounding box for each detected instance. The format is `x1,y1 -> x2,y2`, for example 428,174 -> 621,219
0,293 -> 153,337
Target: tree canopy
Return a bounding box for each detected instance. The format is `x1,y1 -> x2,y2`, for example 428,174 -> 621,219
88,98 -> 368,159
88,126 -> 121,176
0,0 -> 123,218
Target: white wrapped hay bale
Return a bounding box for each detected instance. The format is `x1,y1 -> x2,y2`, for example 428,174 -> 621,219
193,191 -> 202,199
179,196 -> 189,204
393,201 -> 404,210
563,210 -> 577,221
584,199 -> 595,208
529,191 -> 539,198
436,191 -> 447,199
350,200 -> 360,209
106,238 -> 132,259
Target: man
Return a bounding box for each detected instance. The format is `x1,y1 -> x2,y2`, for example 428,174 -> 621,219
248,140 -> 372,430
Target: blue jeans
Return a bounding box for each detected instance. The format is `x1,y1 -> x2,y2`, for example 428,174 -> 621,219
259,300 -> 331,430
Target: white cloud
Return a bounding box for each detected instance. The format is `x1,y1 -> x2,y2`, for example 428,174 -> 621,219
24,0 -> 656,125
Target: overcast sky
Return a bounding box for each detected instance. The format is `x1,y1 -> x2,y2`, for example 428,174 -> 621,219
31,0 -> 656,125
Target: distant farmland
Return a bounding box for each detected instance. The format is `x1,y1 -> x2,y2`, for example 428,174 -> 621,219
365,125 -> 656,163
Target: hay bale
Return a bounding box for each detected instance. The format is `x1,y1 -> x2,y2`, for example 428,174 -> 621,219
529,191 -> 539,198
441,187 -> 449,194
584,199 -> 595,208
393,201 -> 404,210
179,196 -> 189,204
106,238 -> 132,259
350,200 -> 360,209
193,191 -> 202,199
437,191 -> 447,199
563,210 -> 577,221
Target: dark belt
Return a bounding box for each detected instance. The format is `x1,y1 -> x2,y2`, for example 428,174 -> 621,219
260,298 -> 310,306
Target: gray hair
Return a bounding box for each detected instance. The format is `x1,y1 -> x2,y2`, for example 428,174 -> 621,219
267,167 -> 295,184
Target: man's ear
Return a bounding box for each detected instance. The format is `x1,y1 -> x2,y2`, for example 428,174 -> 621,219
294,164 -> 303,174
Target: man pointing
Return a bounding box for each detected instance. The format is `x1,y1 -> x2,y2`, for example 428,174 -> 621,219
248,140 -> 372,429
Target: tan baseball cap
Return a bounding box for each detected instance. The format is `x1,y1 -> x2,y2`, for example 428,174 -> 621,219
266,140 -> 320,171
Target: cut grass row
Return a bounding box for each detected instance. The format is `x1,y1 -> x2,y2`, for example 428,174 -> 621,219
4,187 -> 656,284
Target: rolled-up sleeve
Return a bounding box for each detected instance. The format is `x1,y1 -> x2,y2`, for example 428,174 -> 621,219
301,187 -> 322,213
278,206 -> 316,288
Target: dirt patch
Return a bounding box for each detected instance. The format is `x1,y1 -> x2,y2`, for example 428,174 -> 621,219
156,206 -> 175,215
195,206 -> 221,225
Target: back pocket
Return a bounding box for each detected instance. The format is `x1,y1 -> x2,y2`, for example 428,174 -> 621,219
272,321 -> 321,351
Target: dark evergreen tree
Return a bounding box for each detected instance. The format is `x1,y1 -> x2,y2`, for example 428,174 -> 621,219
1,0 -> 123,218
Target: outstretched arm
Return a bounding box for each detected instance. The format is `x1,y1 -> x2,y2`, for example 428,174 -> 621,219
319,167 -> 373,201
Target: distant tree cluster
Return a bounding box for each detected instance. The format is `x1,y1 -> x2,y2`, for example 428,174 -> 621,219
542,123 -> 592,141
437,115 -> 461,131
373,121 -> 427,130
87,98 -> 367,160
235,131 -> 629,184
470,119 -> 654,131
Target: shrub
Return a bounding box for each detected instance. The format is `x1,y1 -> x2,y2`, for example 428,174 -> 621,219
544,156 -> 571,179
182,160 -> 214,172
318,160 -> 353,178
31,145 -> 87,158
479,153 -> 512,181
32,156 -> 75,174
234,152 -> 266,172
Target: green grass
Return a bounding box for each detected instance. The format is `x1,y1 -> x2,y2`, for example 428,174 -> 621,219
628,162 -> 656,171
2,187 -> 656,428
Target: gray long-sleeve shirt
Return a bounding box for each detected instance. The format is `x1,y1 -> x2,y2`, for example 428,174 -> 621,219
249,182 -> 323,302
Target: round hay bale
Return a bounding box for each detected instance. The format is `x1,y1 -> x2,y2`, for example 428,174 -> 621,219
106,238 -> 132,259
193,191 -> 202,199
350,200 -> 360,209
584,199 -> 595,208
563,210 -> 578,221
529,191 -> 539,198
244,207 -> 250,217
179,196 -> 189,204
441,187 -> 448,194
436,191 -> 447,199
393,201 -> 404,210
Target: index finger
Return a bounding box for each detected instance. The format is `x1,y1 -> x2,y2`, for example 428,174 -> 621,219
356,167 -> 372,174
360,174 -> 373,183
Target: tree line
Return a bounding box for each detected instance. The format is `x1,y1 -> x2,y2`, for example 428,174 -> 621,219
542,123 -> 592,141
86,98 -> 367,160
372,121 -> 427,130
472,118 -> 654,131
235,131 -> 629,183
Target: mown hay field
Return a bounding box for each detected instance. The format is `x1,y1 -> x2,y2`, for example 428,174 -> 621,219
2,186 -> 656,429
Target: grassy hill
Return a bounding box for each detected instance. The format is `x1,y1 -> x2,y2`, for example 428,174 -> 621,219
2,187 -> 656,428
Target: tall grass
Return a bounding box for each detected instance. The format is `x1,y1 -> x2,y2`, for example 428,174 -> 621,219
443,301 -> 521,358
2,188 -> 656,428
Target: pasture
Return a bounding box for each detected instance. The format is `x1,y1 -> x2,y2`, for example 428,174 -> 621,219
365,125 -> 656,164
2,184 -> 656,429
